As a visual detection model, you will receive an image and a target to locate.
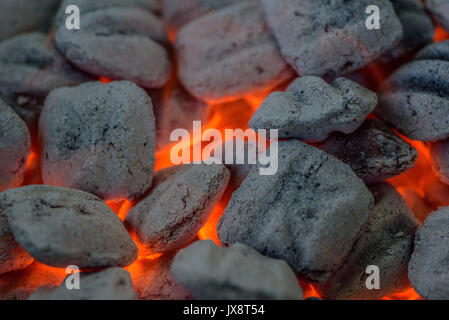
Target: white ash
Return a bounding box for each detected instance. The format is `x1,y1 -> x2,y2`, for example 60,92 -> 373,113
29,268 -> 137,300
416,40 -> 449,61
377,59 -> 449,141
132,253 -> 194,300
379,0 -> 434,61
218,140 -> 373,283
53,0 -> 162,27
429,139 -> 449,186
0,32 -> 91,127
163,0 -> 252,30
39,81 -> 156,201
261,0 -> 403,77
408,206 -> 449,300
320,119 -> 418,184
0,209 -> 33,275
426,0 -> 449,33
126,164 -> 230,254
176,0 -> 294,103
249,76 -> 377,142
0,185 -> 138,268
55,7 -> 171,89
0,99 -> 30,192
317,183 -> 418,300
171,240 -> 304,300
0,0 -> 59,41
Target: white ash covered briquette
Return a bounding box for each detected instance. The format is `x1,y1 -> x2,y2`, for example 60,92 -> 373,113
163,0 -> 251,30
0,99 -> 31,192
132,253 -> 194,300
426,0 -> 449,33
0,0 -> 59,41
429,139 -> 449,185
0,185 -> 138,268
0,209 -> 33,275
377,58 -> 449,141
249,76 -> 377,142
218,140 -> 374,283
176,0 -> 294,103
171,240 -> 304,300
379,0 -> 434,61
29,268 -> 137,300
408,206 -> 449,300
320,119 -> 418,184
53,0 -> 163,27
152,80 -> 208,151
126,164 -> 230,254
0,32 -> 91,128
317,183 -> 418,300
39,81 -> 156,201
261,0 -> 403,77
416,40 -> 449,61
55,6 -> 171,89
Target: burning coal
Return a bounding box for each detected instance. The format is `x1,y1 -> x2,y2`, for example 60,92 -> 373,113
0,0 -> 448,302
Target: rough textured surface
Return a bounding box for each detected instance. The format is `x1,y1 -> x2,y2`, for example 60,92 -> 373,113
0,99 -> 31,191
0,185 -> 138,268
416,40 -> 449,62
218,140 -> 373,282
381,0 -> 434,61
0,32 -> 91,127
377,59 -> 449,141
0,211 -> 33,275
409,207 -> 449,300
29,268 -> 137,300
39,81 -> 156,201
126,164 -> 230,254
54,0 -> 162,27
55,7 -> 171,89
0,261 -> 66,300
317,183 -> 418,300
131,253 -> 194,300
163,0 -> 251,29
176,0 -> 294,103
320,119 -> 417,184
249,76 -> 377,142
427,0 -> 449,33
171,240 -> 304,300
429,139 -> 449,185
0,0 -> 59,41
262,0 -> 403,77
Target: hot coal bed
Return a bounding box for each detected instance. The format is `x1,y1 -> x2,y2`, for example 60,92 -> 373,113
0,0 -> 448,301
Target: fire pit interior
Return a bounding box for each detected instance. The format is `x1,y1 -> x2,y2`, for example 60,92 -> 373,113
0,0 -> 449,301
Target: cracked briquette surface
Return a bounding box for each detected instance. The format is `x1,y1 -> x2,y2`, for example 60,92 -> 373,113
55,6 -> 171,89
39,81 -> 156,201
175,0 -> 294,103
320,119 -> 417,184
249,76 -> 377,142
126,164 -> 230,254
0,185 -> 138,268
377,59 -> 449,141
261,0 -> 403,77
317,182 -> 418,300
218,140 -> 373,283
